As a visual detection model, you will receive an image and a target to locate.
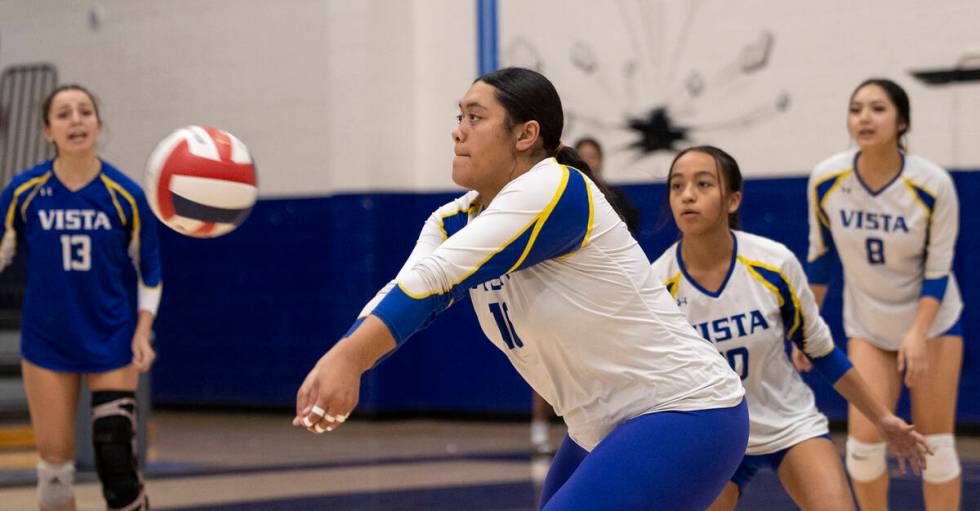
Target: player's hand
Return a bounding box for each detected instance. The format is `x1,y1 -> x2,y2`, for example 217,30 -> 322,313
790,345 -> 813,372
876,414 -> 933,476
131,327 -> 156,372
897,332 -> 928,388
293,347 -> 361,434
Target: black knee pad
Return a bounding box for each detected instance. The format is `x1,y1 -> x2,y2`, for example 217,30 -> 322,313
92,390 -> 146,510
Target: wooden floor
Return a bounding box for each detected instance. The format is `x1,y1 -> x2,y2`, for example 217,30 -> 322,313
1,411 -> 979,510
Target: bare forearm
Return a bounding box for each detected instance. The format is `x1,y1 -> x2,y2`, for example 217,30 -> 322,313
908,296 -> 941,337
331,315 -> 397,373
833,367 -> 889,424
135,310 -> 155,335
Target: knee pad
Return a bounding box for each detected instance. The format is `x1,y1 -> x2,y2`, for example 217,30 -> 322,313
845,437 -> 887,482
922,434 -> 961,484
92,390 -> 147,510
37,459 -> 75,508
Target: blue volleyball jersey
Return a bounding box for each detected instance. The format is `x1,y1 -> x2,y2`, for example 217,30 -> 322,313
0,160 -> 162,372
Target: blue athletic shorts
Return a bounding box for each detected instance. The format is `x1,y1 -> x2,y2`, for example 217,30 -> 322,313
731,433 -> 832,493
539,400 -> 749,510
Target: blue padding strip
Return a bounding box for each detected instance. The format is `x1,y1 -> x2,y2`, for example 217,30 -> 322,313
921,276 -> 948,301
811,346 -> 853,384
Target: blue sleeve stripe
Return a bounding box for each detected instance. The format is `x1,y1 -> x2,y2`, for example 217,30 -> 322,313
814,170 -> 851,227
921,276 -> 948,301
806,249 -> 835,285
372,283 -> 454,345
439,206 -> 474,239
903,178 -> 936,219
739,257 -> 804,346
511,166 -> 593,268
811,346 -> 853,384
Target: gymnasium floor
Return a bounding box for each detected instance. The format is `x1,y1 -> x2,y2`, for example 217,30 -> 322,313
1,411 -> 978,510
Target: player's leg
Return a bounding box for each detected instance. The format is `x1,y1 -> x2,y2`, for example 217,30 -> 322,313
87,364 -> 148,510
538,435 -> 588,509
531,391 -> 554,454
542,400 -> 748,510
846,337 -> 902,511
910,334 -> 963,511
778,436 -> 855,511
705,482 -> 739,511
21,360 -> 81,511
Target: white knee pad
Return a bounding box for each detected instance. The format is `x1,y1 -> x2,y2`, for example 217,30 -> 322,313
37,459 -> 75,508
845,437 -> 887,482
923,434 -> 961,484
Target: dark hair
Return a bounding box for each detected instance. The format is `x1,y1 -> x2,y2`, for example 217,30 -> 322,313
573,137 -> 603,158
42,84 -> 101,127
666,145 -> 743,229
476,67 -> 627,222
850,78 -> 910,150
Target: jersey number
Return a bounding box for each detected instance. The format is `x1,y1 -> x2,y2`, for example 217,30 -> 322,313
489,302 -> 524,350
865,237 -> 885,265
725,347 -> 749,380
60,234 -> 91,271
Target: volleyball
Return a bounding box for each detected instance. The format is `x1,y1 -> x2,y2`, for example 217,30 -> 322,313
145,126 -> 258,238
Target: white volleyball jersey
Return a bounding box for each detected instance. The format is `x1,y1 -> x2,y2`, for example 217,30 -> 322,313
807,150 -> 962,350
355,158 -> 744,451
651,231 -> 831,455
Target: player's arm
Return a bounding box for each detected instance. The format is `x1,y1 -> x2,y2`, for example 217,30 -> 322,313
295,168 -> 593,433
135,191 -> 163,316
0,177 -> 25,273
784,254 -> 931,472
899,174 -> 959,387
132,191 -> 163,371
805,170 -> 836,309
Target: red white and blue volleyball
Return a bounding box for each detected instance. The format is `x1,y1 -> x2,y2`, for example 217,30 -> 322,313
145,126 -> 257,238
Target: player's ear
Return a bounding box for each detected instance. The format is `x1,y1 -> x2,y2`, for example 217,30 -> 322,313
727,190 -> 742,214
514,120 -> 540,152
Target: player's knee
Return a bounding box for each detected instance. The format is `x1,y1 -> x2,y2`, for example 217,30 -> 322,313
37,458 -> 75,508
922,433 -> 960,484
845,437 -> 886,482
92,390 -> 147,510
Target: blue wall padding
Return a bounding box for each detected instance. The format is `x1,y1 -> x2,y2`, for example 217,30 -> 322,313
152,171 -> 979,421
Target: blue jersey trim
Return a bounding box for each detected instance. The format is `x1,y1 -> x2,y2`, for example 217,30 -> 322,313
344,316 -> 366,338
852,151 -> 905,197
739,257 -> 804,348
811,346 -> 853,384
921,276 -> 948,301
676,231 -> 738,298
372,284 -> 455,345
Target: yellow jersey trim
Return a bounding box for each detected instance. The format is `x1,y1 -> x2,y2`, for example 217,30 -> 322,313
737,256 -> 805,344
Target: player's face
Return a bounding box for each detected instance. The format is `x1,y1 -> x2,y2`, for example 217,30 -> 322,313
44,89 -> 101,156
577,143 -> 602,176
452,81 -> 520,194
668,151 -> 738,236
848,84 -> 905,151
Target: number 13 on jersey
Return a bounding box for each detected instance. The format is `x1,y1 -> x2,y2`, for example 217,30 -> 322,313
60,234 -> 91,271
